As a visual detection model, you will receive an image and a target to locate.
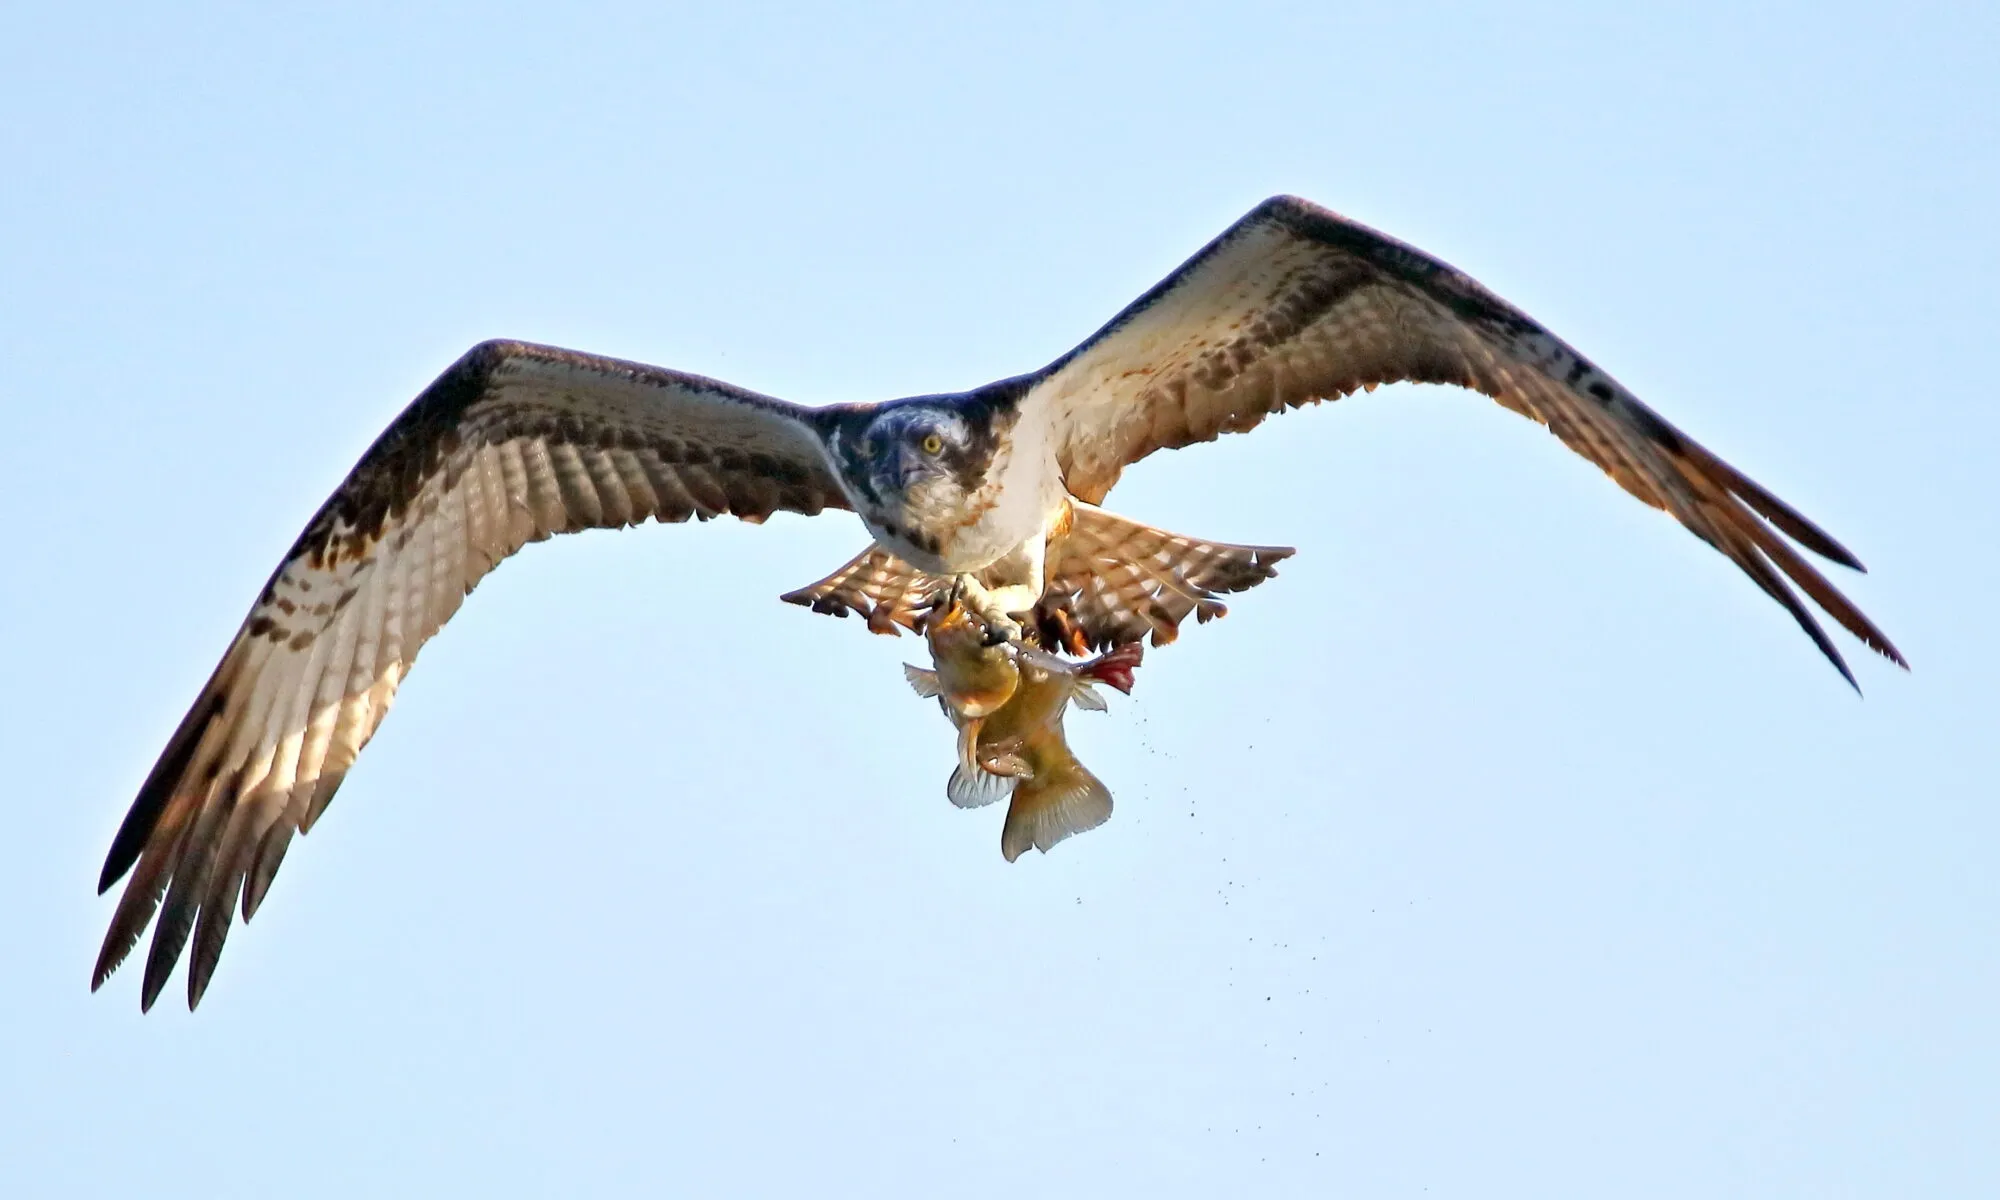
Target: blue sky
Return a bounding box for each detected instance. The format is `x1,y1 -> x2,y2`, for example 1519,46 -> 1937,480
2,2 -> 1994,1195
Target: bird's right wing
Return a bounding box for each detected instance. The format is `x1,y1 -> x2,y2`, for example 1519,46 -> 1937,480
1025,196 -> 1903,685
95,338 -> 851,1011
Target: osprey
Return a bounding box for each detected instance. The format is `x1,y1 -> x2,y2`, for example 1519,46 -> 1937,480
93,195 -> 1904,1011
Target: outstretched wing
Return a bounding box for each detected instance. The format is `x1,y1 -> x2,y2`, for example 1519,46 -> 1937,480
96,338 -> 850,1010
1026,195 -> 1903,684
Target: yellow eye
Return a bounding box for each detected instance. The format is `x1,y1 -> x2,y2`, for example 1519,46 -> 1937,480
921,433 -> 944,456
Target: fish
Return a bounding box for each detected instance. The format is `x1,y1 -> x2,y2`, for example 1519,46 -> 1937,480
905,600 -> 1142,861
903,599 -> 1022,789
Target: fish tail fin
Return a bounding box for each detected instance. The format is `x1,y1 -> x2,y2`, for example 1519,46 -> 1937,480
1000,754 -> 1113,862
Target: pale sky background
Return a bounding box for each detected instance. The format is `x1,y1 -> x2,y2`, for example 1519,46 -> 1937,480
2,2 -> 1994,1196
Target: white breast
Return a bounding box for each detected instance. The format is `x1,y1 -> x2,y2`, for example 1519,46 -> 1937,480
945,396 -> 1066,570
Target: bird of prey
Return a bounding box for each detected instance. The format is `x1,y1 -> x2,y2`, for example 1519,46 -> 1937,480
93,195 -> 1903,1011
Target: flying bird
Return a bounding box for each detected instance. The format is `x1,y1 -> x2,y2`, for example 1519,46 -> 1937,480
93,195 -> 1904,1011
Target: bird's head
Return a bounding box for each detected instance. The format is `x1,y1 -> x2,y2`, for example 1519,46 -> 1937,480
823,385 -> 1021,569
849,402 -> 985,520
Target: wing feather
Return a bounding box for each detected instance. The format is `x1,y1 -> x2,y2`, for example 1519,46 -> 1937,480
785,507 -> 1290,654
1027,196 -> 1901,679
97,339 -> 850,1008
778,547 -> 946,634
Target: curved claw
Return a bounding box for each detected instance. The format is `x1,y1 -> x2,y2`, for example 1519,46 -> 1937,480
954,574 -> 1030,646
979,619 -> 1019,647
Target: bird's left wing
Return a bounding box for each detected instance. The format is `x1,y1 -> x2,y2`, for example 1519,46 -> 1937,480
95,339 -> 850,1010
1025,196 -> 1902,684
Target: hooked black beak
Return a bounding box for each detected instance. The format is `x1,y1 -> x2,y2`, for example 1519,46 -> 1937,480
893,445 -> 929,486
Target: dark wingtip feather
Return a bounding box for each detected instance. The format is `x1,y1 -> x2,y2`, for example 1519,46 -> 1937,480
1719,492 -> 1907,677
1683,442 -> 1868,573
140,935 -> 179,1013
242,816 -> 299,922
188,933 -> 222,1010
1735,477 -> 1865,572
100,772 -> 184,897
1764,564 -> 1860,692
1752,549 -> 1860,692
1827,642 -> 1862,694
1704,513 -> 1861,691
138,963 -> 166,1013
102,682 -> 232,894
137,796 -> 233,1014
1662,435 -> 1901,682
91,937 -> 130,995
94,802 -> 205,997
189,857 -> 252,1010
101,779 -> 173,895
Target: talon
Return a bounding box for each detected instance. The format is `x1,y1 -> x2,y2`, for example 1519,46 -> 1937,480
980,615 -> 1022,646
952,574 -> 1032,646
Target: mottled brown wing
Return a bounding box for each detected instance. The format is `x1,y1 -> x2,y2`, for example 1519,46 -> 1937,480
1027,195 -> 1902,684
95,339 -> 851,1011
1042,503 -> 1294,651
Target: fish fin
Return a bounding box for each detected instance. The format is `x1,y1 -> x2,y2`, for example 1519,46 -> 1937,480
1077,642 -> 1143,695
1010,642 -> 1073,676
1069,682 -> 1108,712
955,717 -> 985,778
903,664 -> 940,698
1041,503 -> 1293,652
1001,758 -> 1114,862
979,750 -> 1032,778
948,763 -> 1016,809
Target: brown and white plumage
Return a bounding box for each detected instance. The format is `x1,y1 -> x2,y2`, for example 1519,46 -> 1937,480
1021,197 -> 1903,681
791,196 -> 1900,680
98,195 -> 1901,1011
94,340 -> 851,1011
782,503 -> 1292,652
